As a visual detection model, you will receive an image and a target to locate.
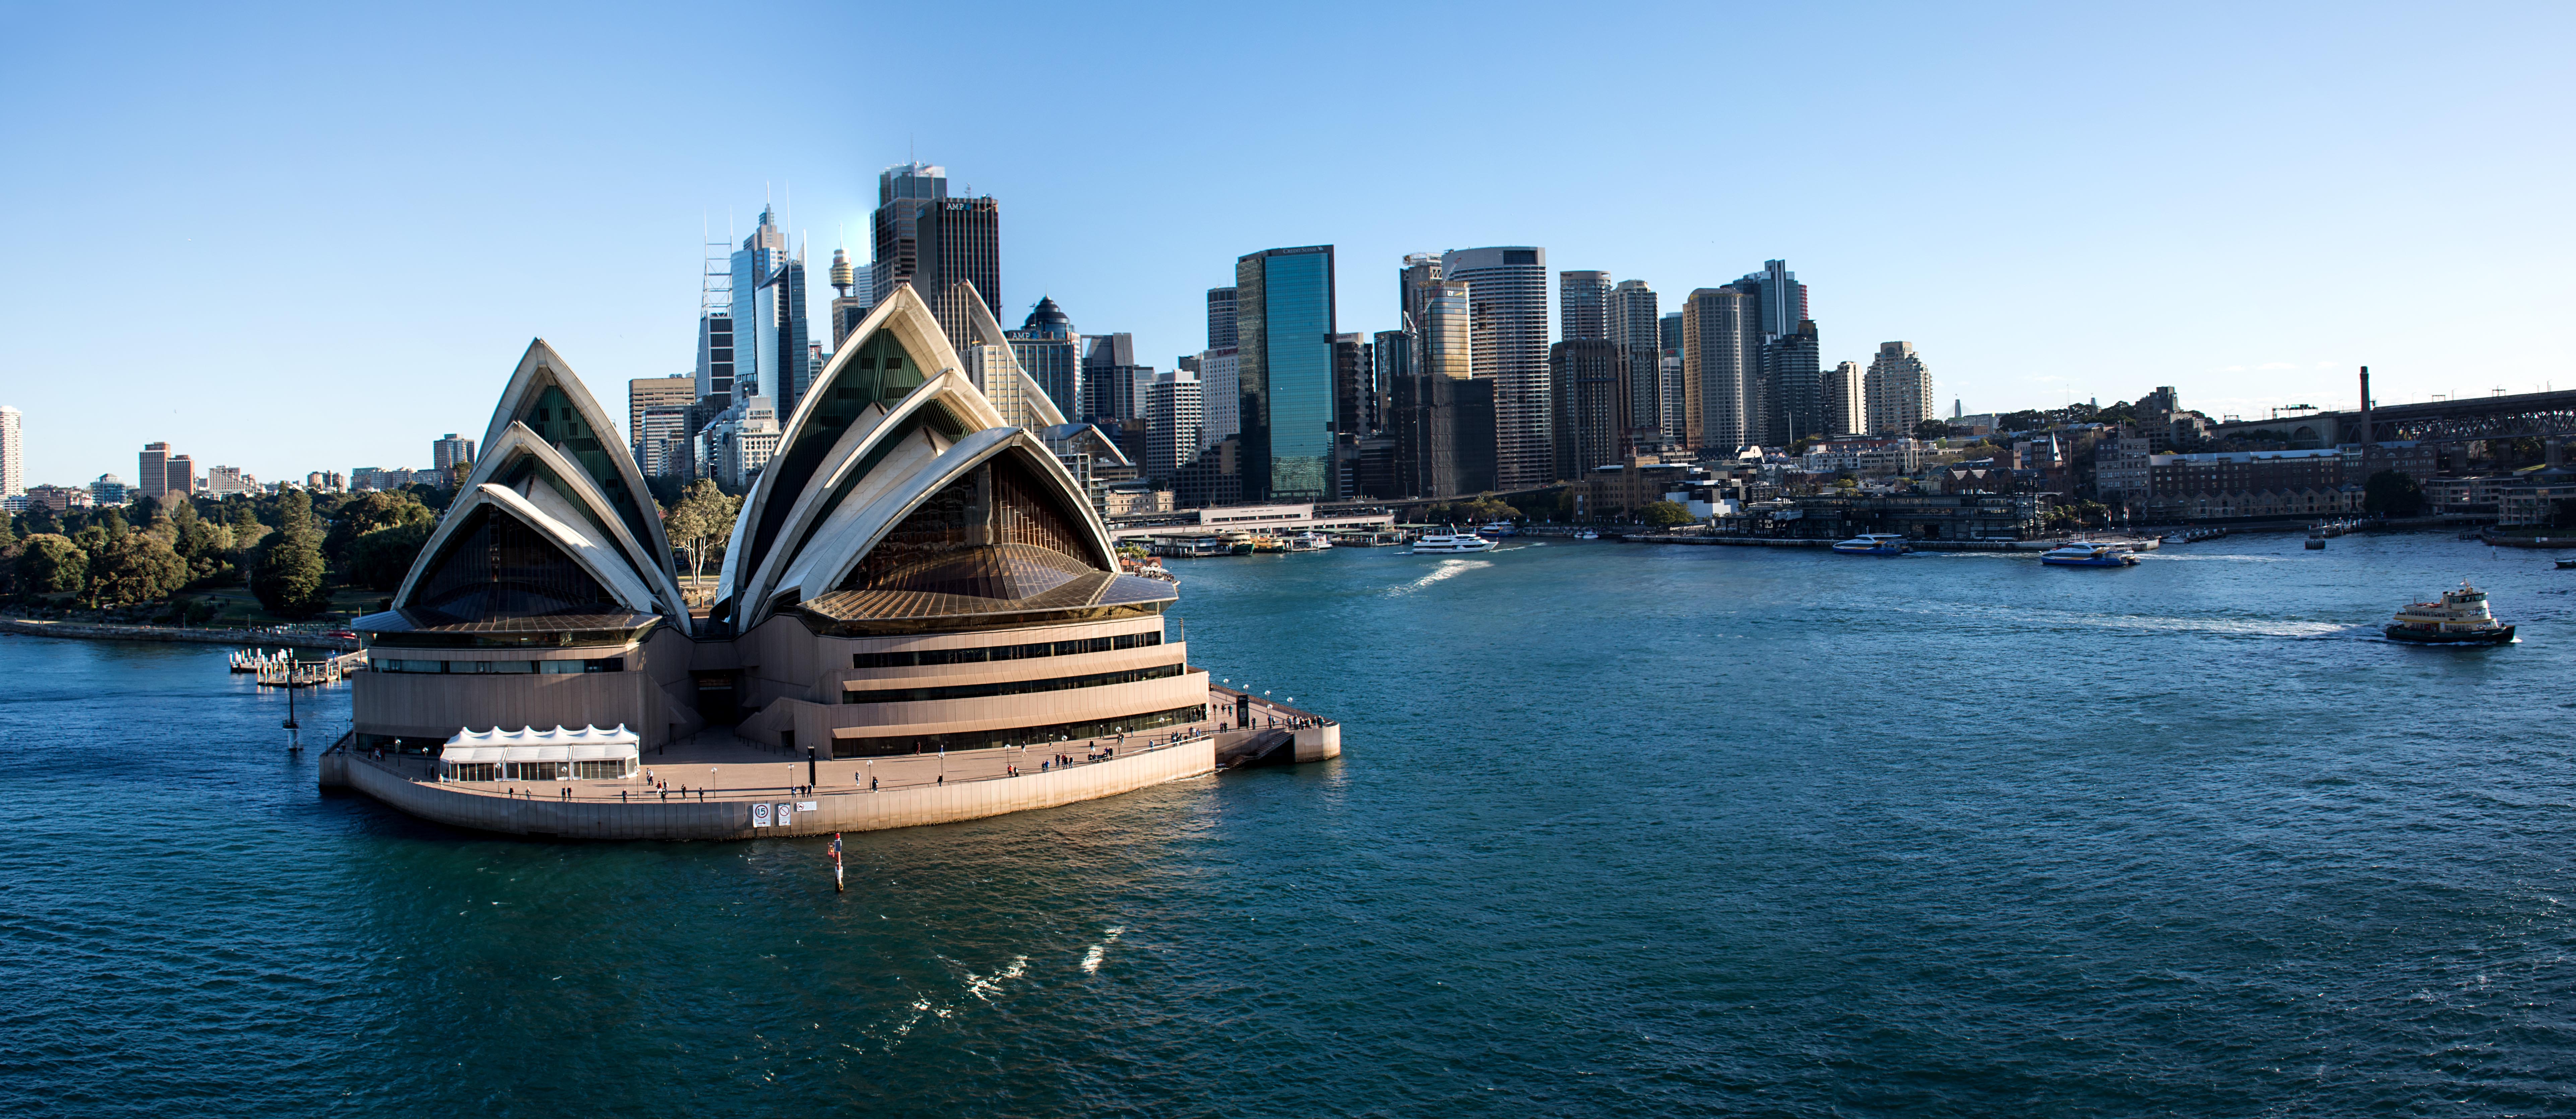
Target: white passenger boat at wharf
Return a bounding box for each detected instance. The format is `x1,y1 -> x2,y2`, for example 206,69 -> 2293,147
1831,534 -> 1909,556
2039,542 -> 2141,567
1411,532 -> 1498,554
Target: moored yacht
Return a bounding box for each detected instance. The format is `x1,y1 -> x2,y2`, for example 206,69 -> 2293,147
1831,533 -> 1909,556
2386,581 -> 2515,645
1412,532 -> 1497,554
2039,542 -> 2140,567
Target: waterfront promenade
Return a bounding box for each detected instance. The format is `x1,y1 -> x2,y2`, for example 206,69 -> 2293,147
323,681 -> 1339,839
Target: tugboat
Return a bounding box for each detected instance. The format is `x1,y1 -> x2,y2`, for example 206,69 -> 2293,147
2039,542 -> 2141,567
2385,581 -> 2515,645
1831,533 -> 1909,556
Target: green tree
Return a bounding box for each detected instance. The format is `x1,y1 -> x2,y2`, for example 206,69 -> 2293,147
1913,419 -> 1953,441
346,519 -> 436,592
0,511 -> 16,551
227,500 -> 268,550
87,534 -> 188,608
323,490 -> 432,569
2364,469 -> 2426,517
252,491 -> 332,618
1640,500 -> 1694,526
15,534 -> 89,596
662,478 -> 741,585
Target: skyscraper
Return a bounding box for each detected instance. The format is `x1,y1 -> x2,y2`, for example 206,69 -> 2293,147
1372,329 -> 1413,381
1080,333 -> 1149,423
1331,332 -> 1378,442
1398,254 -> 1471,382
1398,253 -> 1443,337
1206,287 -> 1238,349
1659,312 -> 1686,447
827,245 -> 874,346
1559,270 -> 1611,341
1738,259 -> 1808,339
628,376 -> 693,464
1549,339 -> 1625,482
1006,297 -> 1080,417
432,433 -> 479,473
1759,320 -> 1822,446
726,205 -> 802,417
1422,280 -> 1471,381
759,248 -> 811,414
1144,372 -> 1205,482
0,406 -> 20,499
869,162 -> 1000,350
1822,360 -> 1866,436
164,454 -> 195,497
1196,346 -> 1240,450
1865,342 -> 1935,436
695,310 -> 735,403
1441,247 -> 1550,488
1606,280 -> 1661,449
637,405 -> 692,478
1236,245 -> 1337,502
1387,375 -> 1495,499
138,442 -> 168,501
1682,286 -> 1760,451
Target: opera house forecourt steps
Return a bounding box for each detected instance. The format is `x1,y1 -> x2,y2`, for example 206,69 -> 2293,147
326,283 -> 1335,839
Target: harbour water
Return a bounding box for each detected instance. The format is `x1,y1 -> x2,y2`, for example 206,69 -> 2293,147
5,532 -> 2574,1115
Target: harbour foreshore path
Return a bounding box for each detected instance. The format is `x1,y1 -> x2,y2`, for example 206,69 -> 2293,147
352,722 -> 1241,802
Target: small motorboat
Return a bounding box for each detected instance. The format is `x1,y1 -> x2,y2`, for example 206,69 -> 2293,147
2555,558 -> 2576,570
1574,530 -> 1599,541
2039,542 -> 2140,567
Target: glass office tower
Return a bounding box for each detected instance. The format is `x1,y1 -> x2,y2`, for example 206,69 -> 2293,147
1235,245 -> 1336,502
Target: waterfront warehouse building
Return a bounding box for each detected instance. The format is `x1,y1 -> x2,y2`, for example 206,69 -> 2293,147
352,284 -> 1207,757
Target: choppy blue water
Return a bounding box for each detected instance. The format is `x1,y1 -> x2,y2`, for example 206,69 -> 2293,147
5,532 -> 2575,1116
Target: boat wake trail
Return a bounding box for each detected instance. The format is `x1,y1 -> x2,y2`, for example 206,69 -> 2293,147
1391,559 -> 1492,595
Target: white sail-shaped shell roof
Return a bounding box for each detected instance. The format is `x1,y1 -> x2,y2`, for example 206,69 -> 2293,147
715,283 -> 1129,633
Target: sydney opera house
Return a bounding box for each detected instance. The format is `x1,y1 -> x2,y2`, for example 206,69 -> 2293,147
328,287 -> 1307,837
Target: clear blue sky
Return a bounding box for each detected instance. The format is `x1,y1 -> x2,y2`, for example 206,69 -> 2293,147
5,0 -> 2569,486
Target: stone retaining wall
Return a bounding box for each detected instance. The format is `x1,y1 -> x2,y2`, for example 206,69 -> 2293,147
337,740 -> 1218,840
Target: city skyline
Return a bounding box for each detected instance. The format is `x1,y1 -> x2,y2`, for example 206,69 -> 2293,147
6,2 -> 2571,485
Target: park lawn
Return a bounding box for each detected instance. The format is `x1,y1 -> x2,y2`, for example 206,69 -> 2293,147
184,585 -> 387,628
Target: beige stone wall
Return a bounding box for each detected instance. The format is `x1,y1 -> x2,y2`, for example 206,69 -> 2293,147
352,669 -> 672,744
338,739 -> 1216,840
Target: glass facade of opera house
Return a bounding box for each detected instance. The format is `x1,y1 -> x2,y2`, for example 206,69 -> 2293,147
349,286 -> 1209,759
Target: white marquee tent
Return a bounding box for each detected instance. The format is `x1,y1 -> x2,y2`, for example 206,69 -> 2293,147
440,725 -> 640,781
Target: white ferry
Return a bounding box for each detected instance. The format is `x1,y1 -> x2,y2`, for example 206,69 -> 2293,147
2039,542 -> 2140,567
2386,581 -> 2514,645
1831,534 -> 1909,556
1287,531 -> 1333,552
1479,521 -> 1520,537
1412,532 -> 1497,554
